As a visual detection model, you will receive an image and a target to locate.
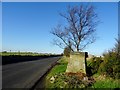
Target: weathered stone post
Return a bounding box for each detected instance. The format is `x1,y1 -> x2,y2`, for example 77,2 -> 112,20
66,52 -> 88,74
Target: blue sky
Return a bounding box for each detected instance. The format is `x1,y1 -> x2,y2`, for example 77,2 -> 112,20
2,2 -> 118,56
0,2 -> 2,52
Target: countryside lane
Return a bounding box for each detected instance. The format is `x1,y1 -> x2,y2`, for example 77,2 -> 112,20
2,56 -> 61,88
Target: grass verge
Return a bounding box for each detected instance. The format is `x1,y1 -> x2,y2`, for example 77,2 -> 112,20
45,56 -> 68,88
45,57 -> 94,88
45,57 -> 120,88
91,73 -> 120,88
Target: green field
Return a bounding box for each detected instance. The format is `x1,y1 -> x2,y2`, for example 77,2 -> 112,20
0,51 -> 60,56
1,51 -> 62,65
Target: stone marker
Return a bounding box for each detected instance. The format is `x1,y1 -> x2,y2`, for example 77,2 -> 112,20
66,52 -> 88,74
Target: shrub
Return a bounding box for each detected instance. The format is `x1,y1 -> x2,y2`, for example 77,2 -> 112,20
64,47 -> 71,57
87,57 -> 103,76
113,65 -> 120,79
98,62 -> 107,74
99,50 -> 120,79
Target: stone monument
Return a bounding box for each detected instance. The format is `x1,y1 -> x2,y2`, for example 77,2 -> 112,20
66,52 -> 88,74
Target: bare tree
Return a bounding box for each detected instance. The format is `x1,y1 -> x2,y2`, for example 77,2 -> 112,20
51,4 -> 99,52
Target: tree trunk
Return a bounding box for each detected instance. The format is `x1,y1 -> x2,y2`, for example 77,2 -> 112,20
77,45 -> 79,52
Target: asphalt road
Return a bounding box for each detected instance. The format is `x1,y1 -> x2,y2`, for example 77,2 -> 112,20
2,56 -> 61,88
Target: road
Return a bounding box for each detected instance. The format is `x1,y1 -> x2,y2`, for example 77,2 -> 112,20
2,56 -> 61,88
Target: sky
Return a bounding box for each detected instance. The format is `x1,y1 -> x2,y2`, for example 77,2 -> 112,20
0,2 -> 2,53
2,2 -> 118,56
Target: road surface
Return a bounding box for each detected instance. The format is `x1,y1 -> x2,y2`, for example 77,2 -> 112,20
2,56 -> 61,88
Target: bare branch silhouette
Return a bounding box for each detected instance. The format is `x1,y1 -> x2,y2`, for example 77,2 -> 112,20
51,4 -> 99,52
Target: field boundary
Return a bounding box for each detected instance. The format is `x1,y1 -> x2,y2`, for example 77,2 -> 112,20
2,55 -> 62,65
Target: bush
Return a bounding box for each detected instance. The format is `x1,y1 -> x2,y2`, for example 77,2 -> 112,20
87,57 -> 103,76
64,47 -> 71,57
99,50 -> 120,79
98,62 -> 107,74
113,65 -> 120,79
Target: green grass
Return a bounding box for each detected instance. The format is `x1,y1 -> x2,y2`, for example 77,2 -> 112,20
45,56 -> 120,88
0,51 -> 60,56
46,64 -> 67,79
46,56 -> 68,78
92,79 -> 120,88
45,56 -> 94,88
91,73 -> 120,88
45,56 -> 68,88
